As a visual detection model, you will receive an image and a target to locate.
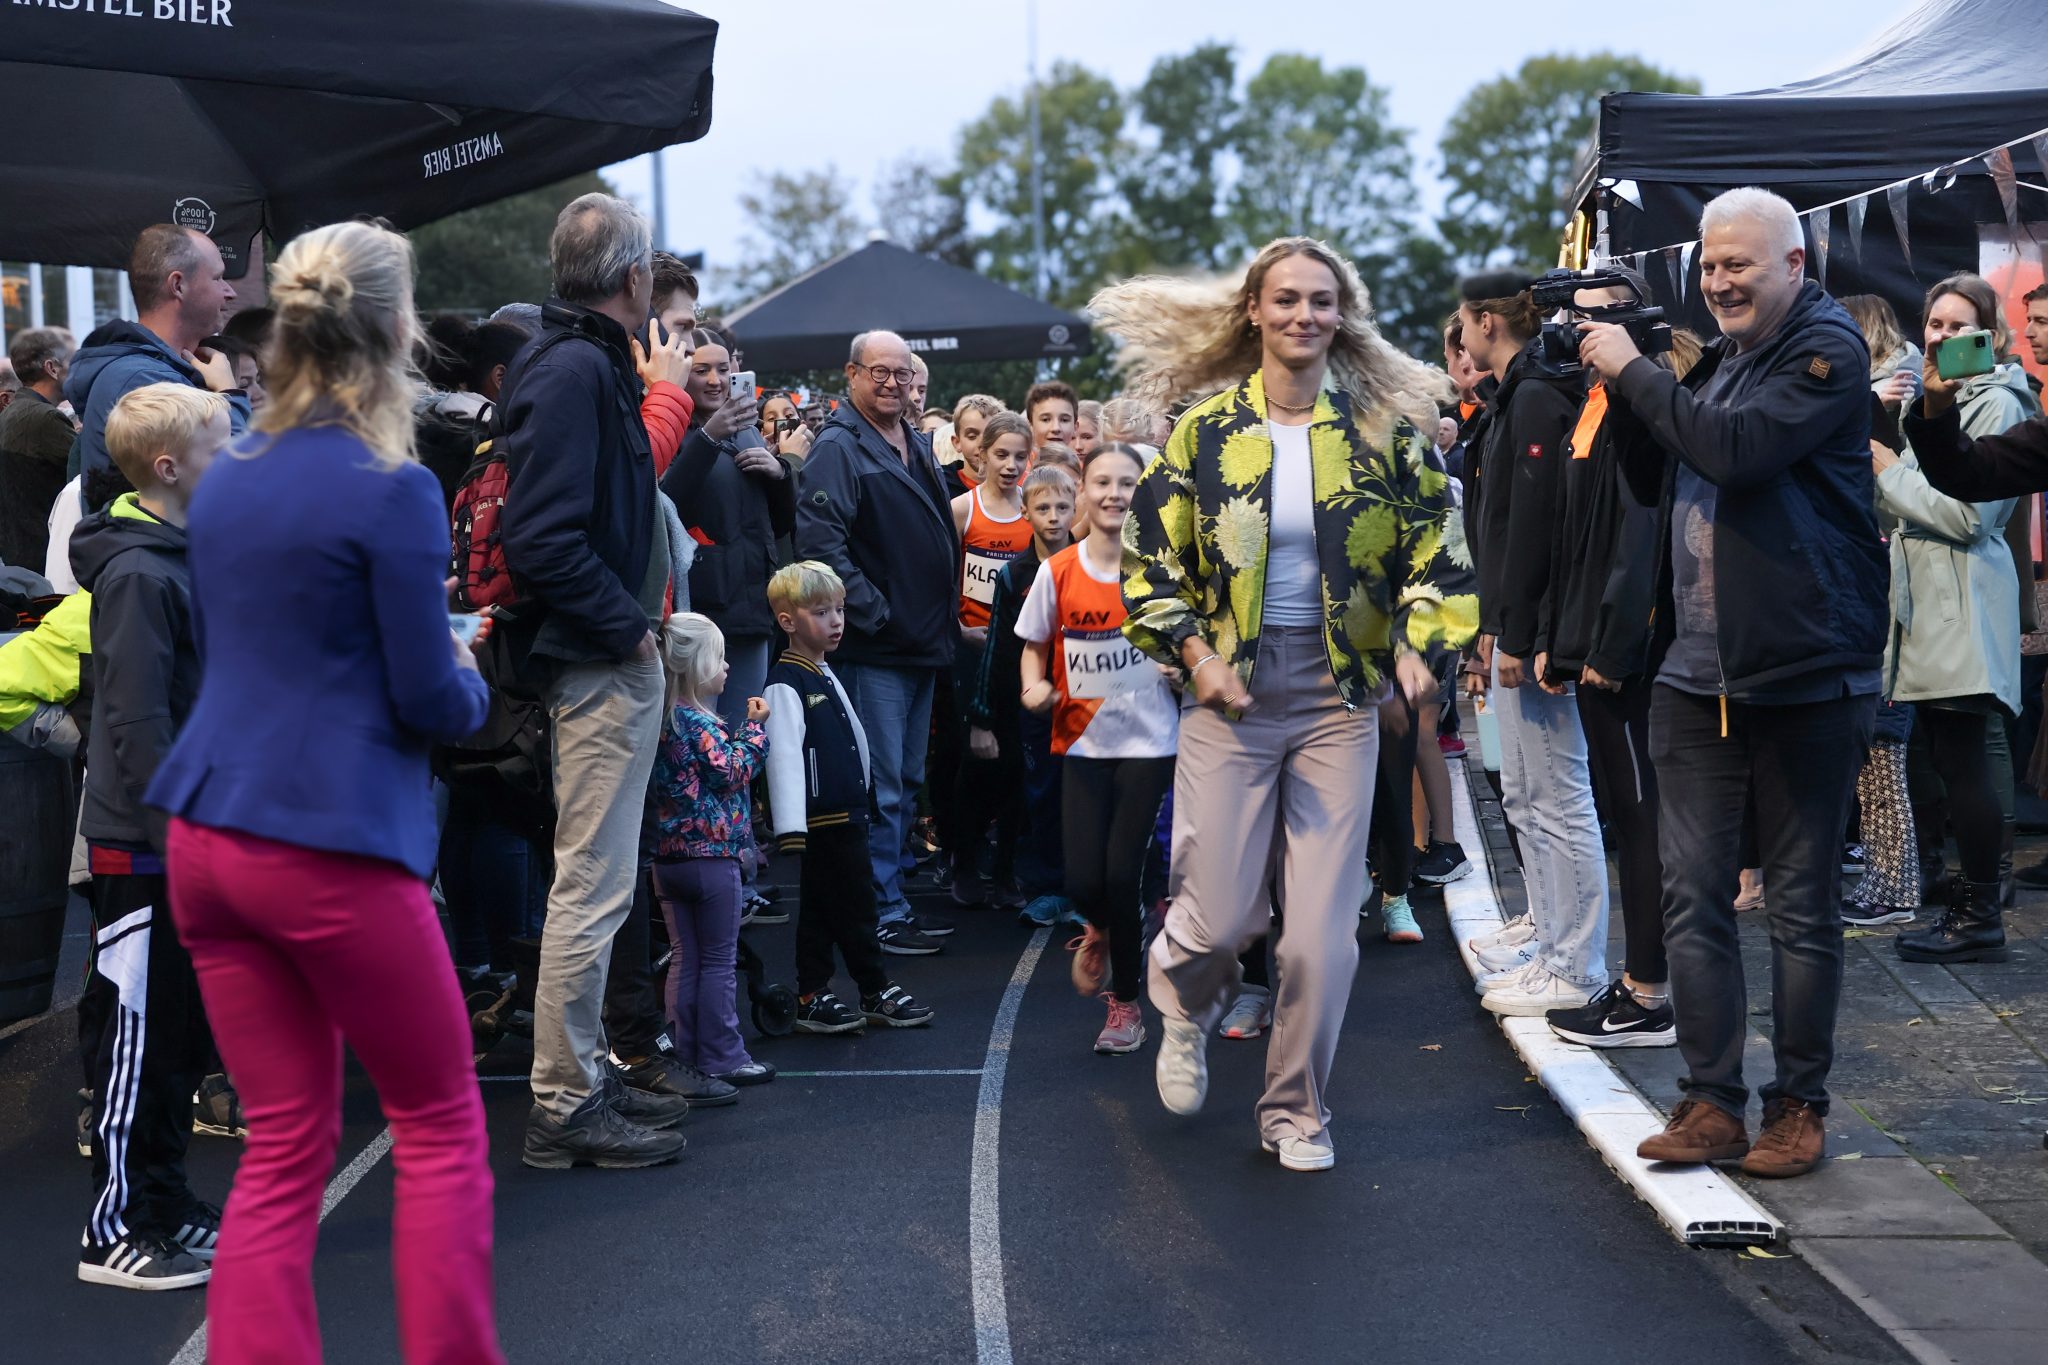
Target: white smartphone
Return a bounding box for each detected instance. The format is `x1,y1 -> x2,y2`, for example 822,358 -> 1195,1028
729,370 -> 756,402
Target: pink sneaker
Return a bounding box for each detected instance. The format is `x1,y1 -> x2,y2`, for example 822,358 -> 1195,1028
1437,733 -> 1466,757
1095,995 -> 1147,1054
1068,925 -> 1108,996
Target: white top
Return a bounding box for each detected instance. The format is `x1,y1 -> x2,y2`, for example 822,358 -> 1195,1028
1262,419 -> 1322,626
43,476 -> 85,595
1014,544 -> 1179,760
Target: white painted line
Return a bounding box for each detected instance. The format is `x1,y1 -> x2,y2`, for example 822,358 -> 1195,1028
1445,763 -> 1781,1247
970,926 -> 1050,1365
0,1012 -> 46,1043
166,1127 -> 395,1365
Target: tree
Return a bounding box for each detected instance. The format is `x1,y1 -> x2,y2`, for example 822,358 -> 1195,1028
1225,55 -> 1417,265
953,60 -> 1130,306
1439,53 -> 1699,271
411,172 -> 612,314
1357,230 -> 1461,361
872,157 -> 973,267
1119,42 -> 1240,272
724,165 -> 866,305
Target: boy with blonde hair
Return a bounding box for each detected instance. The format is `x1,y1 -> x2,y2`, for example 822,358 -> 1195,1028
762,562 -> 934,1032
73,382 -> 230,1290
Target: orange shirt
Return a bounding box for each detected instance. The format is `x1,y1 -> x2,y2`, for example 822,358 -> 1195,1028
1568,383 -> 1608,460
959,487 -> 1032,628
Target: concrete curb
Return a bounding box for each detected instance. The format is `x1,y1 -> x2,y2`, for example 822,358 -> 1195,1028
1443,762 -> 1782,1247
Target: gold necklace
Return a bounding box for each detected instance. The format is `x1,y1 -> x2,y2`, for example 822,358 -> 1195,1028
1267,395 -> 1317,414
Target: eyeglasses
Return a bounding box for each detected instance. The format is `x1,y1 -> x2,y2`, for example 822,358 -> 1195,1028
859,364 -> 916,387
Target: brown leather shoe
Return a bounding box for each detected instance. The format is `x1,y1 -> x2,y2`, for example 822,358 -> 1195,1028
1740,1098 -> 1825,1178
1637,1098 -> 1749,1164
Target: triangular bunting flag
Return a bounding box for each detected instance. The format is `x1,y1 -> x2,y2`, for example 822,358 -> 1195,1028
1845,194 -> 1867,268
1889,181 -> 1912,275
1681,242 -> 1697,302
1806,208 -> 1830,288
1664,246 -> 1682,305
1988,147 -> 2021,241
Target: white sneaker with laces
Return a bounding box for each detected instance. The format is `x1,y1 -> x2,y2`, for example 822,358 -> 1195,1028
1261,1132 -> 1335,1171
1474,946 -> 1542,993
1156,1019 -> 1209,1115
1467,914 -> 1534,954
1482,960 -> 1599,1017
1474,933 -> 1539,974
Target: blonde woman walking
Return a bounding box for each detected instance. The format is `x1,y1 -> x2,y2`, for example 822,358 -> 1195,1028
1093,237 -> 1472,1171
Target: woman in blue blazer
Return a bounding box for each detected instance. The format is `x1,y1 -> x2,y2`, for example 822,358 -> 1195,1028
147,221 -> 501,1365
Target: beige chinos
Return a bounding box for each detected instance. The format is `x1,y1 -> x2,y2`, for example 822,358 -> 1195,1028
1148,624 -> 1379,1143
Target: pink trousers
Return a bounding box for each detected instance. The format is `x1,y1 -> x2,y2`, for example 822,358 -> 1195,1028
167,819 -> 502,1364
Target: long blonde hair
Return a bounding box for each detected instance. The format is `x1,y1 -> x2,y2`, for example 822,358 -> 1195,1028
253,221 -> 421,469
1087,237 -> 1452,435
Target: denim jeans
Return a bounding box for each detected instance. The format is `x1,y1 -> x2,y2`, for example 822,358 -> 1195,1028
1650,685 -> 1874,1116
1490,655 -> 1609,987
837,662 -> 937,926
439,789 -> 549,974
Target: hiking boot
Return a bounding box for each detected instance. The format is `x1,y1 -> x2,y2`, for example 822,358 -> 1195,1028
1741,1098 -> 1825,1178
1094,995 -> 1146,1054
1637,1098 -> 1749,1164
522,1095 -> 686,1170
1068,924 -> 1108,995
1896,880 -> 2009,964
601,1072 -> 690,1129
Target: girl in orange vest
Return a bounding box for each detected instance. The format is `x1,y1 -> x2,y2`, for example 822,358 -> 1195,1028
1018,442 -> 1179,1054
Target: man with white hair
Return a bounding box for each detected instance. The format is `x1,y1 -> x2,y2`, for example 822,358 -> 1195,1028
796,330 -> 962,955
501,192 -> 693,1169
1577,186 -> 1886,1178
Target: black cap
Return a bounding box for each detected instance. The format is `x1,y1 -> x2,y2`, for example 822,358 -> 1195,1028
1457,270 -> 1530,303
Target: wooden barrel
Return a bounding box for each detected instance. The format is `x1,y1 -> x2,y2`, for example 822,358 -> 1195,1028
0,735 -> 75,1025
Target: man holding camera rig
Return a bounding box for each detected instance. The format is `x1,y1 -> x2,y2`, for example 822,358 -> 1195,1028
1578,186 -> 1886,1178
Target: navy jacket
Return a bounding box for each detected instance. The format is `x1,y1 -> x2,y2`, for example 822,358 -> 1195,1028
64,321 -> 249,480
762,650 -> 873,853
146,428 -> 490,879
1611,280 -> 1886,700
795,405 -> 960,669
499,301 -> 656,665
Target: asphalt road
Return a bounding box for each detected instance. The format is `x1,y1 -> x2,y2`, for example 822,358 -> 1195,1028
1,875 -> 1909,1364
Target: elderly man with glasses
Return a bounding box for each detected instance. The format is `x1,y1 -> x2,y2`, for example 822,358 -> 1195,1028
795,331 -> 963,955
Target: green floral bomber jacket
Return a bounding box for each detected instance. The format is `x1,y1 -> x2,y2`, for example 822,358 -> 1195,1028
1119,370 -> 1479,710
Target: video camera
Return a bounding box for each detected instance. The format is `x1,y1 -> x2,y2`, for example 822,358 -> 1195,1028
1529,267 -> 1672,372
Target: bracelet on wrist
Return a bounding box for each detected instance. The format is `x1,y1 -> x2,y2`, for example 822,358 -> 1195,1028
1189,653 -> 1222,677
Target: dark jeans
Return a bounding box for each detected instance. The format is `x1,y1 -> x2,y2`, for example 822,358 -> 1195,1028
1062,755 -> 1175,1002
1650,685 -> 1873,1117
796,822 -> 889,999
602,863 -> 664,1060
1016,707 -> 1065,897
1579,679 -> 1666,983
1370,693 -> 1419,898
438,788 -> 550,974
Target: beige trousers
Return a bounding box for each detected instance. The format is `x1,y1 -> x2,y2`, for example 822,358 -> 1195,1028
1148,625 -> 1379,1142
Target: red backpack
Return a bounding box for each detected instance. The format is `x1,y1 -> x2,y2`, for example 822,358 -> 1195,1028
448,330 -> 575,611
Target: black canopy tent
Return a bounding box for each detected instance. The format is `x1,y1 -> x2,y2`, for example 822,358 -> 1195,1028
0,0 -> 717,277
1570,0 -> 2048,333
722,238 -> 1092,371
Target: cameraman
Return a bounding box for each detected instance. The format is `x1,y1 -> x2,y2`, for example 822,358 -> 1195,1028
1578,186 -> 1885,1179
1457,271 -> 1610,1020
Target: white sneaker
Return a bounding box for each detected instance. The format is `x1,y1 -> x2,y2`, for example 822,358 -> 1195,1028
1474,933 -> 1539,974
1261,1133 -> 1335,1171
1473,946 -> 1541,994
1218,985 -> 1273,1040
1467,914 -> 1534,954
1482,961 -> 1599,1017
1156,1019 -> 1209,1115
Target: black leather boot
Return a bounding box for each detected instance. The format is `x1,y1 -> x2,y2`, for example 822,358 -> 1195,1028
1896,880 -> 2010,964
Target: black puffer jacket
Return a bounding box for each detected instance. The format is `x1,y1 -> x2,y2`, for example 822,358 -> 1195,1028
1611,280 -> 1886,699
661,425 -> 795,640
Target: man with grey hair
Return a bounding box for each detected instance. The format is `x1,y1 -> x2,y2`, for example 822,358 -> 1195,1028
501,191 -> 695,1168
1577,185 -> 1885,1178
0,326 -> 77,568
796,329 -> 962,955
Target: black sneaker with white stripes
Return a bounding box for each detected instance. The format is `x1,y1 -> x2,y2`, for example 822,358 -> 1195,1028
861,984 -> 935,1028
78,1234 -> 212,1291
168,1201 -> 222,1262
1545,981 -> 1675,1049
794,991 -> 865,1034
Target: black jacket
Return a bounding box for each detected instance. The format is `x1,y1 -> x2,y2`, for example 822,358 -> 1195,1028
794,405 -> 960,669
762,650 -> 872,852
499,301 -> 655,665
70,496 -> 197,852
968,547 -> 1045,731
1543,384 -> 1662,683
1611,280 -> 1886,699
1904,401 -> 2048,502
661,425 -> 795,640
0,389 -> 75,570
1467,343 -> 1582,660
